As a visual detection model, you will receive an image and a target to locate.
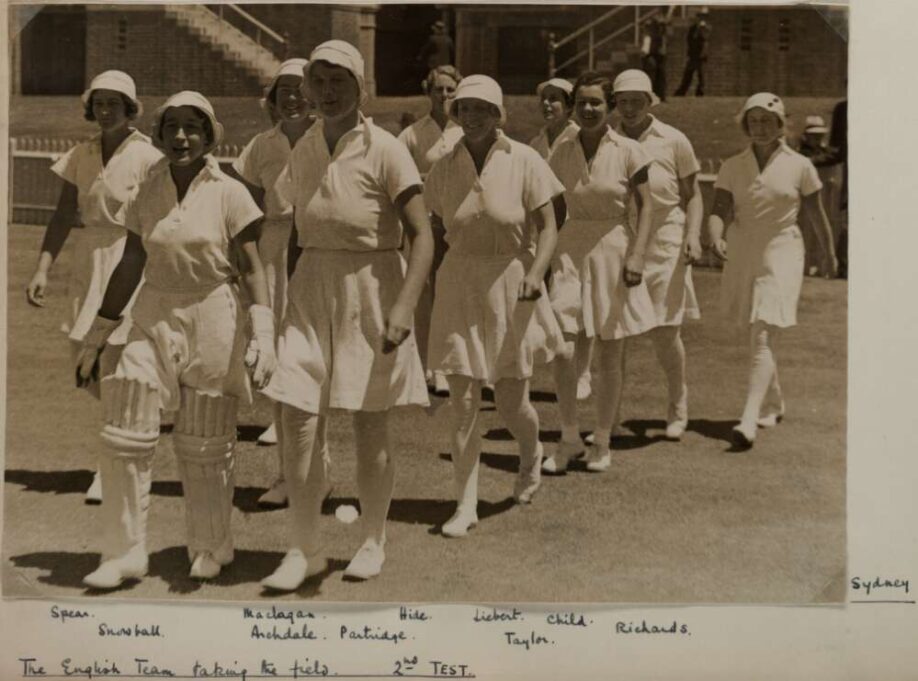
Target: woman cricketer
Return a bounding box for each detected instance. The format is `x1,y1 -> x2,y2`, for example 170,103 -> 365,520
26,70 -> 162,503
260,40 -> 432,589
709,93 -> 836,448
75,91 -> 274,588
612,69 -> 703,441
425,75 -> 566,537
232,58 -> 330,509
542,71 -> 657,475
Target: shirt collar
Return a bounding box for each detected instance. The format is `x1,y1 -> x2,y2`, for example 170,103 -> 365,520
306,111 -> 375,151
420,114 -> 459,133
149,153 -> 224,180
88,127 -> 146,151
615,114 -> 662,140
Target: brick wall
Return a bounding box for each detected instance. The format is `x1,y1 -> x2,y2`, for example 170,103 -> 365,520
665,8 -> 846,97
85,7 -> 264,97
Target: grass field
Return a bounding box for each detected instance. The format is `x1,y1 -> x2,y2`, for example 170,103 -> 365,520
9,95 -> 841,163
2,227 -> 846,603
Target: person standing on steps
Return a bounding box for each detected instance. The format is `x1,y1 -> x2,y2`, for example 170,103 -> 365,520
675,7 -> 713,97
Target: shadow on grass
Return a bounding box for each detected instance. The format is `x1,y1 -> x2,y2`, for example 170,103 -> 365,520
9,551 -> 103,590
5,468 -> 95,495
480,386 -> 556,404
320,494 -> 514,528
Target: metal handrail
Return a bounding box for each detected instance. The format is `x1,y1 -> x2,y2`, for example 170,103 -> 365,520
225,4 -> 285,45
552,5 -> 629,51
208,3 -> 287,56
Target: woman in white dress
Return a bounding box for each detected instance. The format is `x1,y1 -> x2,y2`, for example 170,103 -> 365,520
260,41 -> 433,588
612,69 -> 703,441
26,70 -> 162,502
541,71 -> 657,475
708,93 -> 837,447
425,75 -> 566,537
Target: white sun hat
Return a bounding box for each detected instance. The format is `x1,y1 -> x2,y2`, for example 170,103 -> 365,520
536,77 -> 574,98
450,74 -> 506,125
804,114 -> 828,134
735,92 -> 786,126
306,40 -> 367,104
82,70 -> 143,116
612,69 -> 660,106
261,57 -> 309,111
152,91 -> 225,154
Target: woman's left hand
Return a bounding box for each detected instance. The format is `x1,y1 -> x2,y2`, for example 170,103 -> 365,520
246,304 -> 277,389
683,236 -> 703,265
517,274 -> 543,301
624,253 -> 644,287
383,301 -> 413,354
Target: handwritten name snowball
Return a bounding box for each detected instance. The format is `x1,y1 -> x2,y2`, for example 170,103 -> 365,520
336,504 -> 359,524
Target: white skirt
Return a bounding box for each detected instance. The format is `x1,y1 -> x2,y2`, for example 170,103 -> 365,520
643,206 -> 701,326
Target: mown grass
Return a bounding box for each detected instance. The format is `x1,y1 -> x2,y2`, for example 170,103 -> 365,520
3,227 -> 846,603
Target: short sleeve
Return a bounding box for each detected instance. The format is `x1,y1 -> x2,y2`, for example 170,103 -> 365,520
673,133 -> 701,179
423,160 -> 444,217
521,148 -> 565,212
626,140 -> 652,180
232,135 -> 262,186
50,143 -> 82,186
799,157 -> 823,197
223,181 -> 264,239
380,137 -> 422,202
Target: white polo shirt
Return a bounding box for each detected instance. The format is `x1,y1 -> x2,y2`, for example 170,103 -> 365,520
51,129 -> 162,230
279,114 -> 422,252
714,142 -> 822,233
125,156 -> 263,291
616,115 -> 700,209
424,132 -> 564,257
397,114 -> 463,176
232,124 -> 295,221
549,127 -> 652,223
528,120 -> 580,161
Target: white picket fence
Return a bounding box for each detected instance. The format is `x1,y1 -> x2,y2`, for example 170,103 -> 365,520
8,137 -> 245,225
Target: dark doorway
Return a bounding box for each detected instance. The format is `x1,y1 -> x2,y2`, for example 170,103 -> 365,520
375,4 -> 445,96
19,6 -> 87,95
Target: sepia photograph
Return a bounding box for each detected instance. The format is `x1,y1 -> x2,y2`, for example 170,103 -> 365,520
3,1 -> 848,603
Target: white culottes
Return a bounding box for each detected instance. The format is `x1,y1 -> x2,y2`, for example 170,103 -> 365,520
264,249 -> 429,414
643,206 -> 700,327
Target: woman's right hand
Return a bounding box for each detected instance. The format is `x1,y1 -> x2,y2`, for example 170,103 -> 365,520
26,270 -> 48,307
712,238 -> 728,262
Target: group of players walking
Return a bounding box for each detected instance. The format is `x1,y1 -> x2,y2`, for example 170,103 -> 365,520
25,37 -> 837,591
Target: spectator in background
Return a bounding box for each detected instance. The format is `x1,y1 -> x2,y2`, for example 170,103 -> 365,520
641,15 -> 669,103
825,99 -> 847,279
675,7 -> 712,97
416,20 -> 454,79
797,115 -> 832,276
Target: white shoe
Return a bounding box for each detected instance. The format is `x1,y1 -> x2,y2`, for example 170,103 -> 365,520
85,470 -> 102,505
257,422 -> 278,446
514,444 -> 542,504
585,445 -> 612,473
757,405 -> 785,428
434,372 -> 450,395
664,420 -> 687,441
442,508 -> 478,538
541,439 -> 584,475
83,550 -> 147,589
732,423 -> 756,449
344,540 -> 386,581
257,478 -> 288,508
576,372 -> 592,400
261,549 -> 326,591
189,551 -> 227,580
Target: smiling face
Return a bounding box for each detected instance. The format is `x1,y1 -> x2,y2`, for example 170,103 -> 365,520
274,74 -> 312,124
91,89 -> 130,133
455,98 -> 500,145
614,91 -> 652,128
308,61 -> 361,123
574,84 -> 611,132
744,108 -> 783,147
539,85 -> 570,125
160,106 -> 209,166
428,73 -> 458,118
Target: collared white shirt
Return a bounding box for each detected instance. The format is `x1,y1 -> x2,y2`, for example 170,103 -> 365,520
51,129 -> 162,230
278,113 -> 422,252
549,127 -> 652,223
529,119 -> 580,161
424,131 -> 564,257
714,142 -> 822,234
616,115 -> 700,209
232,124 -> 296,221
125,155 -> 263,291
397,114 -> 463,176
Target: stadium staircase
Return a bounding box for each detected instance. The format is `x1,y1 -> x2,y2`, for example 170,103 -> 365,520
549,5 -> 695,78
163,4 -> 285,86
